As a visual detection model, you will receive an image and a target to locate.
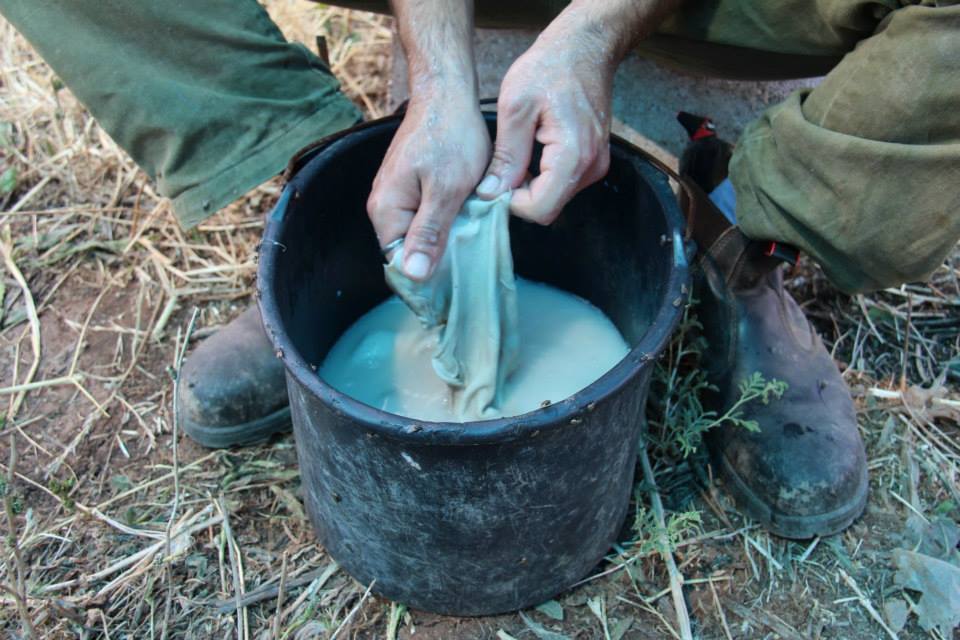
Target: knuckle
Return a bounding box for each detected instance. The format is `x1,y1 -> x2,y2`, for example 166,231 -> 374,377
500,95 -> 522,116
404,157 -> 424,175
366,192 -> 384,219
575,149 -> 594,174
409,219 -> 445,248
513,203 -> 554,227
595,149 -> 611,176
491,146 -> 516,170
500,91 -> 533,120
534,208 -> 560,226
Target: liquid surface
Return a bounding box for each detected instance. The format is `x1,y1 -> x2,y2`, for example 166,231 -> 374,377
320,278 -> 630,422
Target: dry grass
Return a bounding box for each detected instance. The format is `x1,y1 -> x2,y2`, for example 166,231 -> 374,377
1,2 -> 958,638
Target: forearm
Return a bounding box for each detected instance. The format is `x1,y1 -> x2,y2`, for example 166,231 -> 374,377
390,0 -> 478,101
542,0 -> 683,67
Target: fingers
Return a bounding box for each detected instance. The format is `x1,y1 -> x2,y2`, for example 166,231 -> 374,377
366,177 -> 416,254
476,97 -> 538,200
369,171 -> 465,281
511,135 -> 610,225
367,102 -> 490,280
401,182 -> 466,280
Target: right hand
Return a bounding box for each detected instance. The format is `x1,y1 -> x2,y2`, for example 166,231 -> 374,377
367,89 -> 491,281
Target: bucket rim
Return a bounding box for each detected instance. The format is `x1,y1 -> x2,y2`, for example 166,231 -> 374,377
257,113 -> 690,446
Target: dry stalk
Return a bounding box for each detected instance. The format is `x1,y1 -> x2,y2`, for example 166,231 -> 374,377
3,432 -> 36,638
167,307 -> 199,553
218,495 -> 249,640
93,512 -> 223,599
0,228 -> 40,638
273,551 -> 289,639
0,373 -> 83,395
614,594 -> 682,640
330,579 -> 376,640
708,576 -> 733,640
156,307 -> 198,640
0,225 -> 41,421
639,443 -> 693,640
838,568 -> 899,640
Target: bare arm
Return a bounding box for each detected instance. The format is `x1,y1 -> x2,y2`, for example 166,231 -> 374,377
477,0 -> 682,222
392,0 -> 476,97
367,1 -> 489,280
567,0 -> 681,63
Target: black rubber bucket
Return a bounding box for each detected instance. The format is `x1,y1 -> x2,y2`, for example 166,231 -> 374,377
257,112 -> 690,615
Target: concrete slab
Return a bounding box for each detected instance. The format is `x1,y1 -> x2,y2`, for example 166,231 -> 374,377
389,28 -> 822,163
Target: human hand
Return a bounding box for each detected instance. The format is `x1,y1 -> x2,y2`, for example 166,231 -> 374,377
367,93 -> 490,280
369,0 -> 486,281
476,34 -> 612,224
477,0 -> 679,224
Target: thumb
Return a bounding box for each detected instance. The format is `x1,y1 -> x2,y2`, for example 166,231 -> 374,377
476,101 -> 537,200
400,189 -> 460,281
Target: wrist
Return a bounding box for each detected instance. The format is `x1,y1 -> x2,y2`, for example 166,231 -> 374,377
546,0 -> 679,65
408,66 -> 479,106
392,0 -> 479,107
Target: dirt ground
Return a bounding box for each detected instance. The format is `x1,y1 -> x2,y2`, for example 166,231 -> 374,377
1,2 -> 959,639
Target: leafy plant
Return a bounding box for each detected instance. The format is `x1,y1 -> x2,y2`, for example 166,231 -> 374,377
632,498 -> 703,557
0,476 -> 24,516
48,476 -> 76,511
674,372 -> 787,458
647,296 -> 787,458
0,166 -> 16,196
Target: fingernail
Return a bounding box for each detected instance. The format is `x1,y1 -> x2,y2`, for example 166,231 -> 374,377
404,251 -> 431,280
477,174 -> 500,196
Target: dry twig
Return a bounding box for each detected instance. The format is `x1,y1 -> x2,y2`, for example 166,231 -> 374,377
639,443 -> 693,640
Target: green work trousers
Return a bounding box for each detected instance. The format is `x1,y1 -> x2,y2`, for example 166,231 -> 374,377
2,1 -> 958,293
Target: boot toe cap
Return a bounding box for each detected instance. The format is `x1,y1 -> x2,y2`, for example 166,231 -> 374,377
175,308 -> 290,445
179,358 -> 285,428
711,407 -> 868,538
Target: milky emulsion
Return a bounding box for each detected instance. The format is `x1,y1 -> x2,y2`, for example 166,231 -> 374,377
321,192 -> 629,423
319,277 -> 630,422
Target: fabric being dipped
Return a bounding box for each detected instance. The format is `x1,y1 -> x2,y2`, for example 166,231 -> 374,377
384,192 -> 519,420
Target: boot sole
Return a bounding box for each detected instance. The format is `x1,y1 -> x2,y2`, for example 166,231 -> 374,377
712,450 -> 869,539
183,406 -> 292,449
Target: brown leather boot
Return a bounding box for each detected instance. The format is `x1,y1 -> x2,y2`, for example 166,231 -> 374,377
679,113 -> 868,538
177,307 -> 290,448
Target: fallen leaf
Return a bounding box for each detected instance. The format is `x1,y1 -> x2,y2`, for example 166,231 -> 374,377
892,549 -> 960,638
587,596 -> 610,638
535,599 -> 564,621
883,598 -> 908,634
270,484 -> 306,521
904,515 -> 960,563
587,595 -> 604,620
519,611 -> 569,640
611,616 -> 634,640
901,383 -> 960,422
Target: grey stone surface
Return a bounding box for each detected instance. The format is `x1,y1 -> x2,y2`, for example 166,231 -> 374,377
390,29 -> 822,163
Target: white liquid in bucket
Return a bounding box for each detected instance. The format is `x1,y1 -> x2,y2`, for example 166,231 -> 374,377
320,278 -> 629,422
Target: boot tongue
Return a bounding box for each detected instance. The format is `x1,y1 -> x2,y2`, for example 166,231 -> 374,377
385,192 -> 519,420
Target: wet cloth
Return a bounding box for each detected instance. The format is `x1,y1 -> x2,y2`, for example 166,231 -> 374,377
384,193 -> 519,420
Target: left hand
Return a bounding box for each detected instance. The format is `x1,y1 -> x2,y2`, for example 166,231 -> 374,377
477,0 -> 680,224
475,12 -> 616,224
